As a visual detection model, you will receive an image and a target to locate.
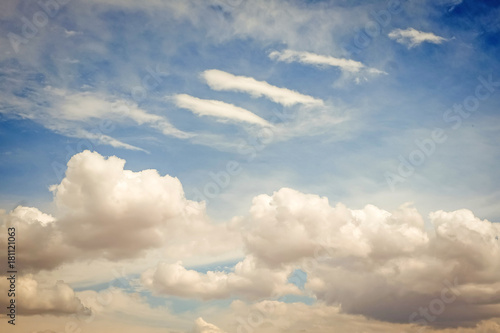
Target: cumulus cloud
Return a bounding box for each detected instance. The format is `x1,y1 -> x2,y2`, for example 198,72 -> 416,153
138,186 -> 500,327
2,151 -> 500,329
240,188 -> 500,327
0,206 -> 73,271
193,317 -> 226,333
0,275 -> 89,316
77,288 -> 187,329
173,94 -> 272,127
142,255 -> 299,300
0,151 -> 240,272
224,300 -> 415,333
201,69 -> 324,107
388,28 -> 448,48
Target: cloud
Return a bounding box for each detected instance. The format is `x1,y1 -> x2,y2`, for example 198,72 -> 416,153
193,317 -> 226,333
0,206 -> 73,271
140,186 -> 500,327
223,300 -> 416,333
0,275 -> 89,316
201,69 -> 324,107
2,151 -> 500,329
77,288 -> 188,329
269,49 -> 385,75
173,94 -> 272,127
388,28 -> 448,48
240,188 -> 500,327
270,49 -> 365,72
48,89 -> 192,141
0,83 -> 192,152
0,151 -> 240,272
141,255 -> 299,300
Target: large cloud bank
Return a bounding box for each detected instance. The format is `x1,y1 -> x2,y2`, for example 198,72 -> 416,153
1,151 -> 499,329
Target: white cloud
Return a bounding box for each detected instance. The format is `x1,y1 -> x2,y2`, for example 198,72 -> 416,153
140,186 -> 500,327
221,300 -> 416,333
0,151 -> 240,272
174,94 -> 272,127
193,317 -> 226,333
0,206 -> 73,271
269,49 -> 386,76
51,90 -> 192,140
77,288 -> 188,329
0,86 -> 192,152
270,49 -> 365,72
388,28 -> 448,48
0,275 -> 89,316
240,188 -> 500,326
201,69 -> 324,107
142,255 -> 299,300
3,151 -> 500,329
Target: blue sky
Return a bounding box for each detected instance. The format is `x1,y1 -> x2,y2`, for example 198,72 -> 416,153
1,0 -> 499,223
1,1 -> 500,332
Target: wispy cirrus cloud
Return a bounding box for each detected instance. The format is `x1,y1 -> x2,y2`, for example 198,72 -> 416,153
201,69 -> 323,107
388,28 -> 448,48
269,49 -> 385,75
173,94 -> 272,127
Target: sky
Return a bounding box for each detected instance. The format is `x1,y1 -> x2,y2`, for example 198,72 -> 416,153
1,0 -> 500,332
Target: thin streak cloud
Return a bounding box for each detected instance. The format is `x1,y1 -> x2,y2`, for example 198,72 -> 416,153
202,69 -> 324,107
173,94 -> 272,127
388,28 -> 448,48
269,49 -> 385,75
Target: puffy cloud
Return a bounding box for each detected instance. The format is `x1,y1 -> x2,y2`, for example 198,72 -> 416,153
388,28 -> 448,48
173,94 -> 272,127
244,189 -> 428,266
139,186 -> 500,327
201,69 -> 323,107
224,300 -> 415,333
240,188 -> 500,327
51,150 -> 191,259
77,288 -> 187,329
2,151 -> 500,329
210,300 -> 500,333
0,275 -> 89,316
133,185 -> 500,327
0,206 -> 74,271
0,151 -> 240,272
142,255 -> 299,300
192,317 -> 226,333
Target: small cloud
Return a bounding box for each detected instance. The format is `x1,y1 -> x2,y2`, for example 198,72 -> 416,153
202,69 -> 323,107
269,49 -> 386,86
64,29 -> 80,37
388,28 -> 448,48
193,317 -> 227,333
173,94 -> 272,127
269,49 -> 385,75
